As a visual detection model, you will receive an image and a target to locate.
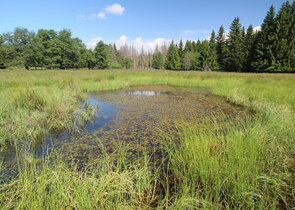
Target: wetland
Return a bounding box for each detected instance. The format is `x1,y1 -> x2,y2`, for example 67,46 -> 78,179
0,69 -> 294,209
1,85 -> 245,175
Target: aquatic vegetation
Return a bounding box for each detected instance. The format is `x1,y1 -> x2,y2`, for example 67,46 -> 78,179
47,85 -> 245,167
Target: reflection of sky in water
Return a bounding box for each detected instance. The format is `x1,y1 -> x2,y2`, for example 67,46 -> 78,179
128,91 -> 161,96
85,95 -> 117,131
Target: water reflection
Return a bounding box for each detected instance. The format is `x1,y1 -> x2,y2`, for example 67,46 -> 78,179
128,91 -> 161,96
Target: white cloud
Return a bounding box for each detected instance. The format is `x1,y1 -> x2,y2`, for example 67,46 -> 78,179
89,13 -> 97,20
115,35 -> 171,53
106,3 -> 125,15
254,26 -> 261,33
77,14 -> 86,20
98,12 -> 106,19
116,35 -> 128,47
87,36 -> 102,48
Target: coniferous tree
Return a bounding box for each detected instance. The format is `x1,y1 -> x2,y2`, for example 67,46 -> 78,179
251,5 -> 276,71
216,25 -> 227,70
225,17 -> 245,72
178,39 -> 184,68
271,1 -> 292,71
289,0 -> 295,70
184,40 -> 193,53
192,41 -> 198,52
198,40 -> 210,70
152,51 -> 164,69
165,41 -> 181,70
244,25 -> 255,71
208,30 -> 219,70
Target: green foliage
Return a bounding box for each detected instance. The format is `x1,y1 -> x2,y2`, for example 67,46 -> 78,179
225,17 -> 245,72
178,39 -> 184,68
0,35 -> 10,69
85,49 -> 96,69
123,57 -> 133,69
216,25 -> 228,70
207,30 -> 219,70
251,6 -> 276,71
270,1 -> 292,71
152,52 -> 164,69
183,51 -> 193,70
94,41 -> 112,69
165,41 -> 181,70
23,36 -> 45,69
289,1 -> 295,69
244,25 -> 255,71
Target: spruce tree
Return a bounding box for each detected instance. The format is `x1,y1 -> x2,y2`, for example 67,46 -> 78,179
208,30 -> 219,70
178,39 -> 184,68
251,5 -> 276,71
271,1 -> 292,71
289,0 -> 295,70
244,25 -> 255,71
225,17 -> 245,72
165,41 -> 181,70
152,52 -> 164,69
216,25 -> 227,70
184,40 -> 192,53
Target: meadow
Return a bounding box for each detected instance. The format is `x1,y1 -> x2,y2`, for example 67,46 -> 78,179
0,69 -> 295,209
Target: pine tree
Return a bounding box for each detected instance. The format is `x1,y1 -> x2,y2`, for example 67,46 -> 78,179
165,41 -> 181,70
216,25 -> 227,70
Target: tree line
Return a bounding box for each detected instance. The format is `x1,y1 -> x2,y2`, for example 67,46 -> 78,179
0,0 -> 294,72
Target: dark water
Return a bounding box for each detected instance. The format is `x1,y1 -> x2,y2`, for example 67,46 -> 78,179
0,85 -> 246,177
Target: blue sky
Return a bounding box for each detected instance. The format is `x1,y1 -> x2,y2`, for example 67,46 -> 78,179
0,0 -> 287,51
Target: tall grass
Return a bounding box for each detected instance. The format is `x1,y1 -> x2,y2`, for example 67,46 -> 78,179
0,69 -> 295,208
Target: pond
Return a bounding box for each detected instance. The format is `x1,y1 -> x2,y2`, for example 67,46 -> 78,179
0,85 -> 246,177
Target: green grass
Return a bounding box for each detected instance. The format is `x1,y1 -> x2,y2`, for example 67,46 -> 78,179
1,69 -> 295,209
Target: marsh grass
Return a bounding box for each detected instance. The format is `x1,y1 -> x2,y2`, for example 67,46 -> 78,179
1,69 -> 295,208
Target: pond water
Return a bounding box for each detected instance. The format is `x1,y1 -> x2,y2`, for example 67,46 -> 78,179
0,85 -> 246,177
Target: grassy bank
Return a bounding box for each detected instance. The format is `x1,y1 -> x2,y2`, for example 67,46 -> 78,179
0,69 -> 295,208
